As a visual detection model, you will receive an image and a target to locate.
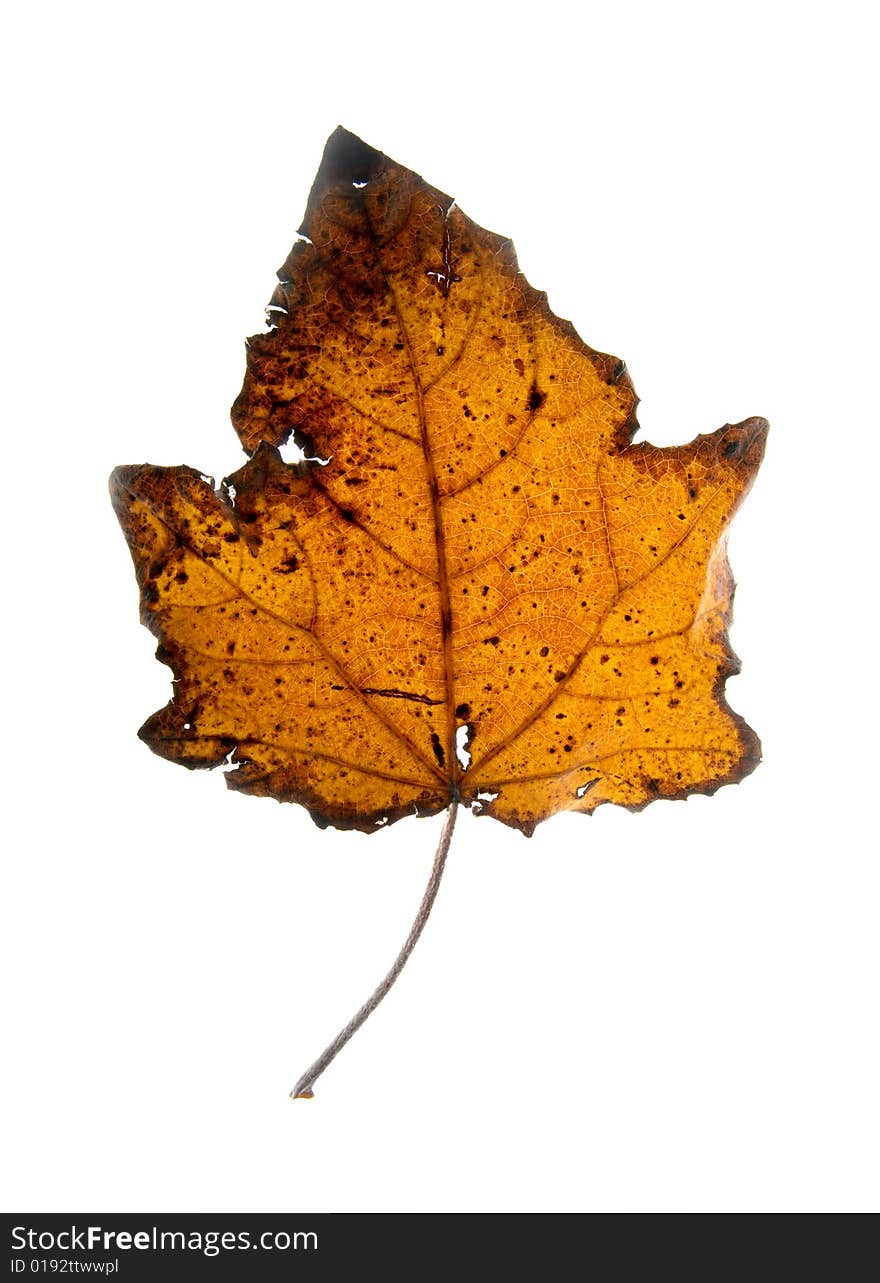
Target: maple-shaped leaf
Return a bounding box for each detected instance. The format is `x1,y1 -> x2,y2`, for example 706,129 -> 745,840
112,129 -> 767,1095
112,128 -> 765,837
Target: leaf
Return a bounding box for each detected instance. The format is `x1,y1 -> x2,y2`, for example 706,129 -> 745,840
112,130 -> 767,1096
111,128 -> 766,837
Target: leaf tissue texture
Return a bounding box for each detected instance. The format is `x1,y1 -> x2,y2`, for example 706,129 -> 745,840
112,128 -> 766,834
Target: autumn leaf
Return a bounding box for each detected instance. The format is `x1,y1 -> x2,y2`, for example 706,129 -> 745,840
111,129 -> 766,1095
112,127 -> 765,836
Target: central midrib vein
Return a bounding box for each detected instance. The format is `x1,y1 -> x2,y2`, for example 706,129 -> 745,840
365,217 -> 458,795
385,284 -> 458,793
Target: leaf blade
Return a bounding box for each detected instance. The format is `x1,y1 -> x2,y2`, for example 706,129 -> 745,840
113,129 -> 766,832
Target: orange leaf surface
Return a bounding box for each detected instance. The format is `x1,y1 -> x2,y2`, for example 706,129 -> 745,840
112,128 -> 766,835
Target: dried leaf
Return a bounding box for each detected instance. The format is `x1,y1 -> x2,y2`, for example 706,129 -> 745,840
112,128 -> 766,835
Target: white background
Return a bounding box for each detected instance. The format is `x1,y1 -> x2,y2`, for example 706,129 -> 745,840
3,0 -> 877,1213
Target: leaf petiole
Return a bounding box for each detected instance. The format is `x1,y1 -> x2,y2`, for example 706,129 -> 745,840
291,801 -> 459,1099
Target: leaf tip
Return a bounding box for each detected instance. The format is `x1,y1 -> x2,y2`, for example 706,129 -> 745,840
719,416 -> 769,472
306,127 -> 385,203
108,463 -> 140,515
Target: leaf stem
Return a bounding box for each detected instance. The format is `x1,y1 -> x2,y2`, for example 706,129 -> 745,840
291,802 -> 459,1099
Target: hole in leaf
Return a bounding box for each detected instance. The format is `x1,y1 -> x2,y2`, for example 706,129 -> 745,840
278,437 -> 331,467
278,438 -> 306,465
455,724 -> 473,770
